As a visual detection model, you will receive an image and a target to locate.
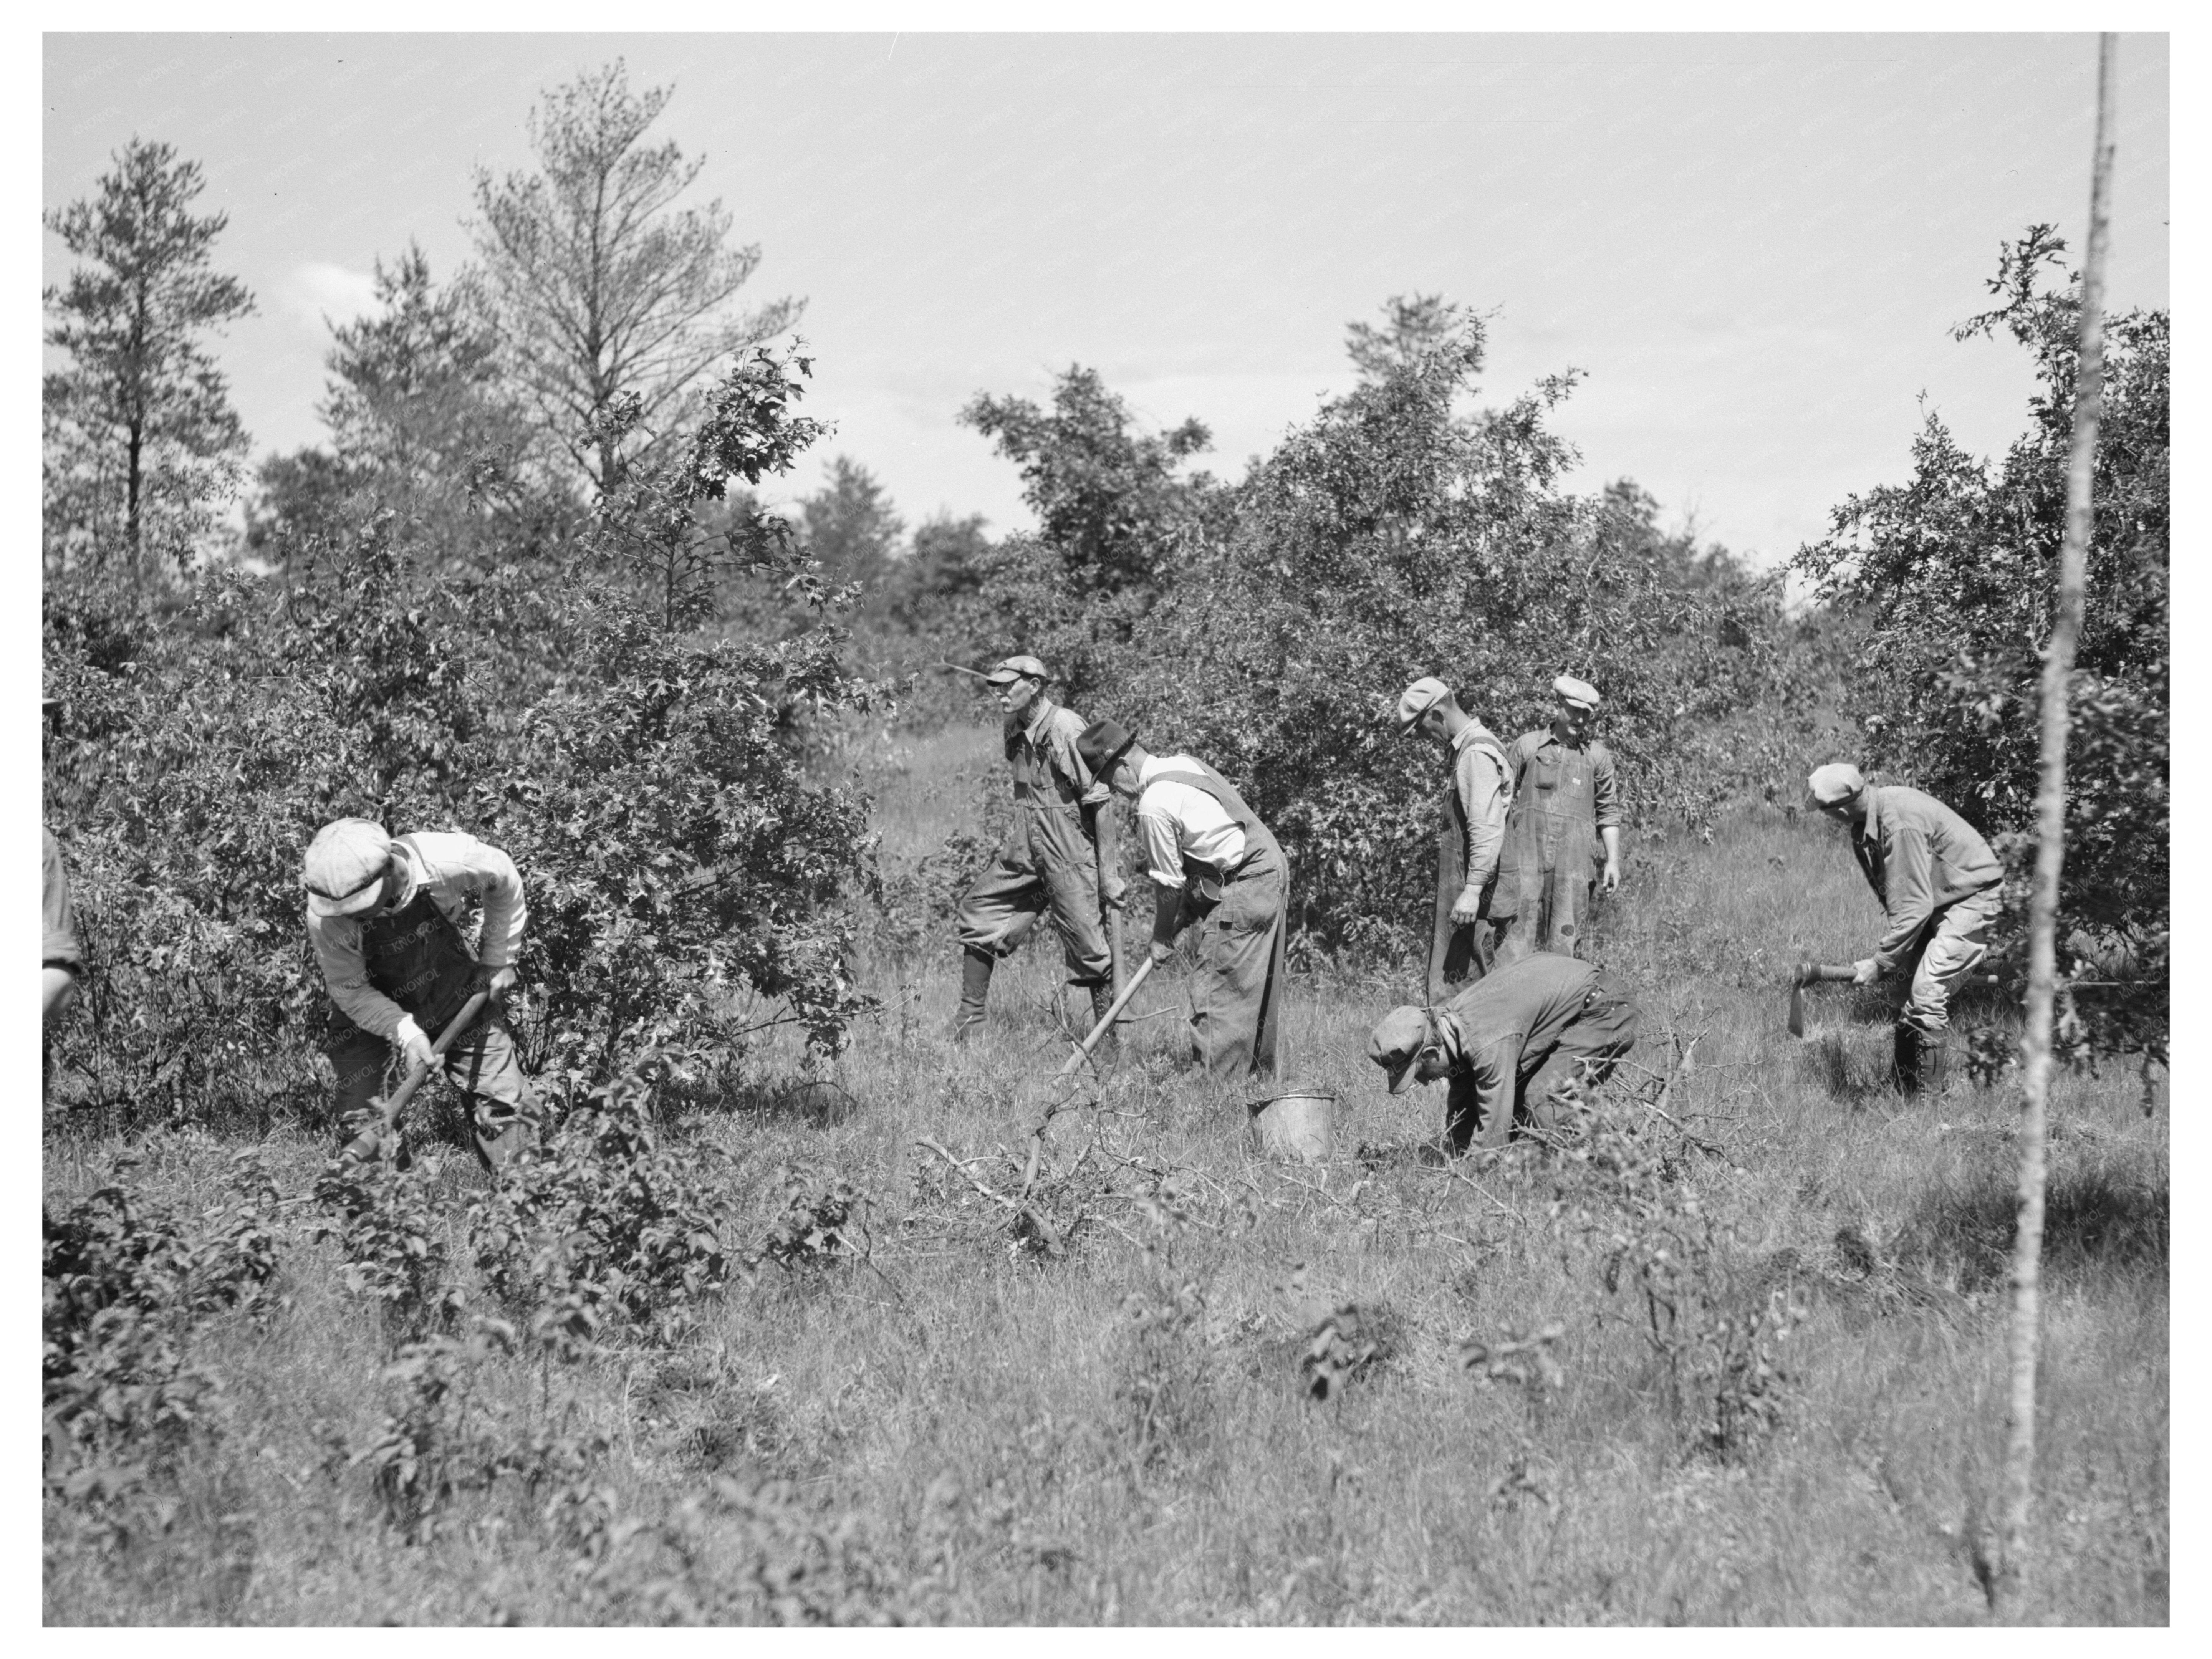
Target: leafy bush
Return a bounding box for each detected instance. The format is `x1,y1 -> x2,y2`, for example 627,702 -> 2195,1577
43,348 -> 878,1134
312,1156 -> 468,1350
467,1069 -> 733,1358
42,1153 -> 283,1501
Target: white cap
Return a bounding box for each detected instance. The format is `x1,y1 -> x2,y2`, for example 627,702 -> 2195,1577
301,818 -> 393,917
1805,763 -> 1866,808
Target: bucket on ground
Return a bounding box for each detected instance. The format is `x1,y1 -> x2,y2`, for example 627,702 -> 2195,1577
1247,1090 -> 1335,1162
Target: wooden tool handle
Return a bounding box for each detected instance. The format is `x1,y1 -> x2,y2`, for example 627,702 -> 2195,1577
1057,957 -> 1154,1078
379,989 -> 493,1131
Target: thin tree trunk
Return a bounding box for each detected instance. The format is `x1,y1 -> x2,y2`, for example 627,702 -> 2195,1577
1995,31 -> 2116,1617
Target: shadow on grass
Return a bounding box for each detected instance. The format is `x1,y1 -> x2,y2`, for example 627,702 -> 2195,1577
1895,1155 -> 2169,1294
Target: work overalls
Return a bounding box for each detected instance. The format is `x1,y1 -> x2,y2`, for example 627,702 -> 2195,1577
955,705 -> 1113,987
1492,736 -> 1606,964
1151,763 -> 1289,1083
1428,730 -> 1510,1002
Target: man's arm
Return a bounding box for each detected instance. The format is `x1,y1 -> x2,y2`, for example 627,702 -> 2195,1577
43,829 -> 82,1022
1451,746 -> 1508,923
1594,748 -> 1622,893
1462,1035 -> 1515,1142
1870,823 -> 1935,974
309,912 -> 416,1043
412,832 -> 528,967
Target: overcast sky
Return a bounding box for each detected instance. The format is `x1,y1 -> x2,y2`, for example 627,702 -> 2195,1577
40,30 -> 2169,568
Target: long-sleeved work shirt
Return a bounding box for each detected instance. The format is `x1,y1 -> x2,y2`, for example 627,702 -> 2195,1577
1433,952 -> 1602,1134
43,827 -> 82,975
1134,754 -> 1247,889
1850,786 -> 2002,974
1450,720 -> 1512,891
1007,697 -> 1113,810
307,831 -> 526,1043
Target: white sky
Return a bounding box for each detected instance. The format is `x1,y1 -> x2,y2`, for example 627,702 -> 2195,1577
40,30 -> 2171,568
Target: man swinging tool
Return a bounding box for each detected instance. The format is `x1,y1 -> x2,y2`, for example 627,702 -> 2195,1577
1804,763 -> 2003,1095
1078,719 -> 1288,1083
950,656 -> 1126,1049
302,818 -> 538,1168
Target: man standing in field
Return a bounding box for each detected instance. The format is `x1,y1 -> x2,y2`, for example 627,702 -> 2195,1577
951,655 -> 1125,1047
1491,675 -> 1622,965
1366,952 -> 1642,1154
1396,675 -> 1512,1002
303,818 -> 538,1168
1805,763 -> 2003,1095
1078,719 -> 1288,1083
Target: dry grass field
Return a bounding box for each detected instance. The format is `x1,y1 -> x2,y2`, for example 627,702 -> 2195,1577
42,720 -> 2168,1626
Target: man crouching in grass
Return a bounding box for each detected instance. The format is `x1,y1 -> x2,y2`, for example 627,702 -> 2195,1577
1368,953 -> 1641,1156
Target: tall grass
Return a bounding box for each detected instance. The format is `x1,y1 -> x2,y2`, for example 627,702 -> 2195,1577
42,724 -> 2167,1624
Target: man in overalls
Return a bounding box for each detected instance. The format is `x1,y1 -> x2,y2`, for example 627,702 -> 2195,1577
1395,675 -> 1512,1002
1805,763 -> 2003,1094
1492,676 -> 1622,965
302,818 -> 537,1168
951,656 -> 1126,1046
1366,952 -> 1642,1154
1078,719 -> 1288,1083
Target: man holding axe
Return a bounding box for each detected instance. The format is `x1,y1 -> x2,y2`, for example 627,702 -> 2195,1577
303,818 -> 538,1168
1803,763 -> 2003,1094
950,656 -> 1126,1050
1078,719 -> 1288,1083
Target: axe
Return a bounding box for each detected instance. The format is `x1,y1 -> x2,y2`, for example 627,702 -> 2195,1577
339,990 -> 493,1163
1786,962 -> 1860,1039
1057,957 -> 1154,1079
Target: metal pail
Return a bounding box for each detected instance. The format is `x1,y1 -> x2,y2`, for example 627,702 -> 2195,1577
1247,1091 -> 1336,1163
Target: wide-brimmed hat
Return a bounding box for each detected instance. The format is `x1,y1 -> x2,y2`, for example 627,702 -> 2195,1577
1366,1005 -> 1436,1095
1075,718 -> 1140,780
1805,762 -> 1866,810
983,654 -> 1049,687
1394,676 -> 1451,735
301,818 -> 394,918
1552,674 -> 1600,711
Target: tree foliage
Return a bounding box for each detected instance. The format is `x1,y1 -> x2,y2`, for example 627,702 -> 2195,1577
1792,225 -> 2168,1009
44,351 -> 875,1136
469,59 -> 801,495
43,137 -> 256,586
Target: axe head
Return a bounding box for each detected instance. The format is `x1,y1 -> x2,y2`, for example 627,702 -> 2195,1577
1787,979 -> 1807,1039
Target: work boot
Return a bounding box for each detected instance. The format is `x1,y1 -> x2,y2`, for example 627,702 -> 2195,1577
952,948 -> 993,1044
1914,1033 -> 1952,1096
1892,1024 -> 1923,1095
1086,981 -> 1119,1061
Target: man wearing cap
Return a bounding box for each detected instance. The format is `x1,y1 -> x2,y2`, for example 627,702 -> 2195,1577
1395,676 -> 1512,1002
1077,720 -> 1287,1083
1805,763 -> 2003,1094
951,656 -> 1125,1046
1367,953 -> 1641,1154
1492,675 -> 1622,965
303,818 -> 537,1168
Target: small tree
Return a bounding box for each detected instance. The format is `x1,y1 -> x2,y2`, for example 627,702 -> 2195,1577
43,138 -> 256,587
469,59 -> 801,495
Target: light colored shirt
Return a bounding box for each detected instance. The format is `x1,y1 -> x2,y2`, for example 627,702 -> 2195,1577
1852,786 -> 2003,974
1451,721 -> 1511,889
1135,754 -> 1247,889
307,830 -> 526,1044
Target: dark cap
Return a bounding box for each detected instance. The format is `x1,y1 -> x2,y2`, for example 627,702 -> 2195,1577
1076,718 -> 1139,780
1366,1005 -> 1436,1095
